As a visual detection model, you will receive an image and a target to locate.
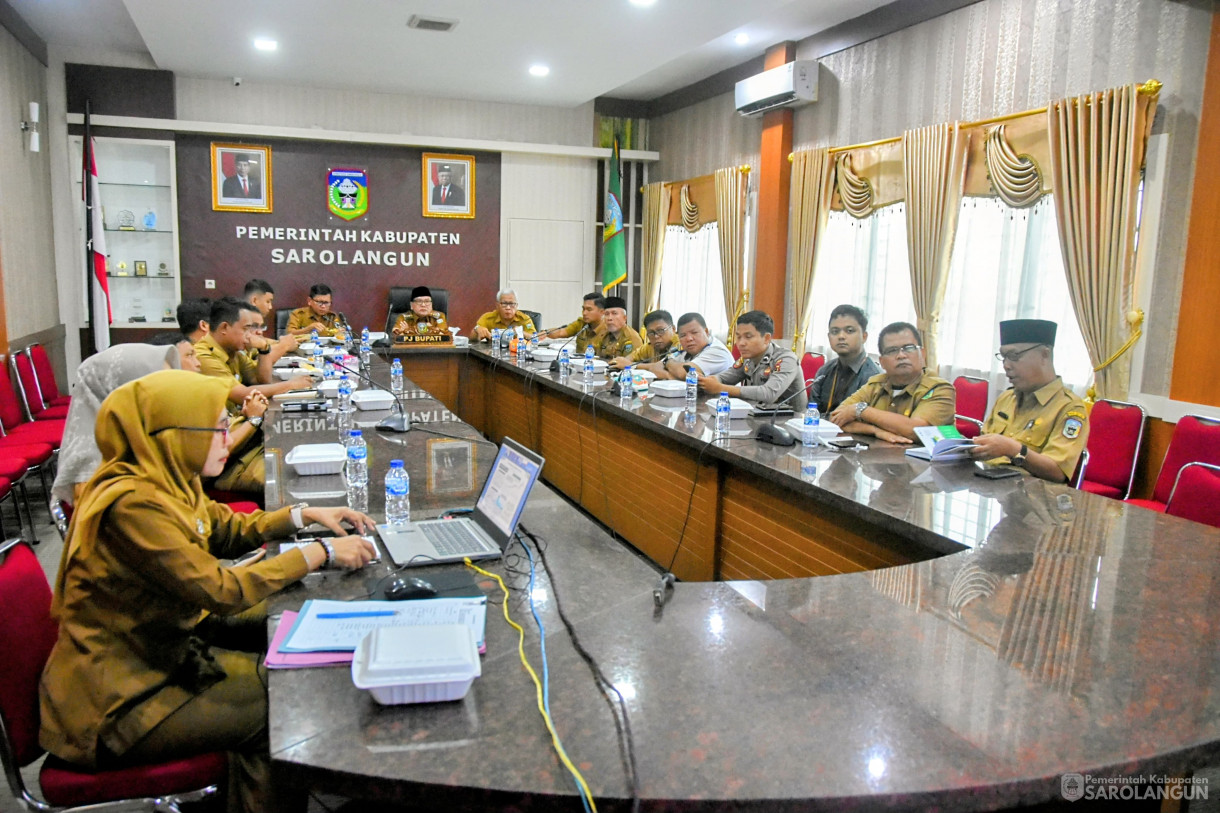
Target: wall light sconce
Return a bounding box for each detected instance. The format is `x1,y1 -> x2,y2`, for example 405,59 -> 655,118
20,102 -> 39,153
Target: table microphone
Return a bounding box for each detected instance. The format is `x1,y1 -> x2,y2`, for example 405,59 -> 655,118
753,380 -> 807,447
653,572 -> 676,607
334,358 -> 411,433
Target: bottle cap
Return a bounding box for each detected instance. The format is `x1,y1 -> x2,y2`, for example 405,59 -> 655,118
390,459 -> 404,468
350,429 -> 362,437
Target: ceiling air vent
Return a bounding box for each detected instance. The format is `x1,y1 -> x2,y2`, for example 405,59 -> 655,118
407,15 -> 458,32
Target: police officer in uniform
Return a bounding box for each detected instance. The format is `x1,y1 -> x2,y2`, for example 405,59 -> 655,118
587,296 -> 643,360
971,319 -> 1088,483
393,285 -> 451,340
828,321 -> 955,443
699,310 -> 807,408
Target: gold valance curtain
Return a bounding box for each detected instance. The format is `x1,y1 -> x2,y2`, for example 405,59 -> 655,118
1048,84 -> 1155,401
714,166 -> 750,341
902,122 -> 970,369
788,148 -> 835,351
640,182 -> 671,314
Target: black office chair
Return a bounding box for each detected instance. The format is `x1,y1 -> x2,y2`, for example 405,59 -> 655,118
521,310 -> 542,332
275,308 -> 292,338
385,287 -> 450,334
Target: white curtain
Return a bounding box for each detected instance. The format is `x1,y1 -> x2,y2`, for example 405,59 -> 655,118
657,223 -> 728,339
641,182 -> 672,314
714,166 -> 749,341
788,148 -> 836,351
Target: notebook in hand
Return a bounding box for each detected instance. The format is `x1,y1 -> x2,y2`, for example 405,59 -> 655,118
904,425 -> 977,461
379,436 -> 544,567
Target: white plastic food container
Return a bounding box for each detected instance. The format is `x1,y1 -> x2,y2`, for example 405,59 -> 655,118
352,390 -> 396,411
531,348 -> 559,361
651,380 -> 687,398
299,342 -> 318,353
704,397 -> 752,419
784,418 -> 844,441
317,378 -> 360,397
352,624 -> 481,705
284,443 -> 347,476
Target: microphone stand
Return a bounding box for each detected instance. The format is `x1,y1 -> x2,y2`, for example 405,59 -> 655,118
334,357 -> 411,433
548,323 -> 589,373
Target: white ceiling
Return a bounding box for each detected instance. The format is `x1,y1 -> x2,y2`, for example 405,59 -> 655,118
9,0 -> 894,107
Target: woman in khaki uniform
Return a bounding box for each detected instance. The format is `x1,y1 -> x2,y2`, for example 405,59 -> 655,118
39,371 -> 376,813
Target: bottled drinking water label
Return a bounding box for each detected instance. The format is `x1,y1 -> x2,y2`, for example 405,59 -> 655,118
583,346 -> 594,384
361,326 -> 370,345
390,359 -> 404,394
803,402 -> 820,448
337,376 -> 352,412
385,460 -> 411,526
619,365 -> 634,403
716,392 -> 731,438
359,343 -> 371,367
345,430 -> 368,485
311,329 -> 319,343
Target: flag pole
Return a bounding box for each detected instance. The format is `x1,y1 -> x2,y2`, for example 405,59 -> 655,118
83,100 -> 95,355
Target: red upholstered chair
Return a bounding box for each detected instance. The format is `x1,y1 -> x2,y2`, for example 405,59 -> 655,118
0,365 -> 63,450
1127,414 -> 1220,513
0,540 -> 227,812
731,345 -> 741,361
27,344 -> 71,409
1165,463 -> 1220,529
1080,398 -> 1146,500
800,352 -> 825,385
952,375 -> 989,439
11,352 -> 68,422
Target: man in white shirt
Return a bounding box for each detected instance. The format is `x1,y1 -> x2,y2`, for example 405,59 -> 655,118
652,312 -> 734,379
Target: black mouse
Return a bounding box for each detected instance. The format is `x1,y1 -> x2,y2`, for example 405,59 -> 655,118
755,423 -> 797,446
383,576 -> 438,600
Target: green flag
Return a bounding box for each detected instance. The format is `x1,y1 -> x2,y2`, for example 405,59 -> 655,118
602,136 -> 626,294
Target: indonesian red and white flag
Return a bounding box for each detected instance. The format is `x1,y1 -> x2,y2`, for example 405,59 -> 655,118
86,139 -> 112,351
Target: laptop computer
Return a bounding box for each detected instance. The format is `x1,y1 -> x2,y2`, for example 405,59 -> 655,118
379,436 -> 545,567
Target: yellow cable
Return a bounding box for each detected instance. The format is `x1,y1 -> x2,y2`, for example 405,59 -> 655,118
464,558 -> 598,812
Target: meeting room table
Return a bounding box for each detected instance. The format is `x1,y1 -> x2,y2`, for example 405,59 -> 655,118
260,350 -> 1220,812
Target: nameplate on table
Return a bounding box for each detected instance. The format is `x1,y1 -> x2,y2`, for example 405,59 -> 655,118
395,334 -> 453,345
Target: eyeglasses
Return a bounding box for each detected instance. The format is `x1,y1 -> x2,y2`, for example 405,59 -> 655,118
646,327 -> 672,339
879,343 -> 920,358
311,298 -> 332,307
498,301 -> 518,308
412,298 -> 432,305
995,344 -> 1044,363
153,419 -> 230,442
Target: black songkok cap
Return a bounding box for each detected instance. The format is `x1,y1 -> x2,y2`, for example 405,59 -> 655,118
602,296 -> 627,311
999,319 -> 1057,347
411,286 -> 432,301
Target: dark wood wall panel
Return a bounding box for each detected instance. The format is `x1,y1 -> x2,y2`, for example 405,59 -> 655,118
457,357 -> 486,430
397,353 -> 458,414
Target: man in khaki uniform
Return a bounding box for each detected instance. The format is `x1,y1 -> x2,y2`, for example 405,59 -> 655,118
971,319 -> 1088,482
392,285 -> 451,339
829,321 -> 955,443
699,310 -> 807,408
610,309 -> 680,371
285,283 -> 342,336
545,292 -> 603,353
588,296 -> 642,360
472,288 -> 537,340
195,298 -> 311,492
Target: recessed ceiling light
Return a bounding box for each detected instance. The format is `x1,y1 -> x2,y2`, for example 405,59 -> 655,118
529,64 -> 550,77
254,38 -> 277,51
734,32 -> 749,45
629,0 -> 657,7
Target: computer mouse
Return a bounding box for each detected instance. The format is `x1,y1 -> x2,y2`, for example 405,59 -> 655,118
383,576 -> 438,601
755,423 -> 797,446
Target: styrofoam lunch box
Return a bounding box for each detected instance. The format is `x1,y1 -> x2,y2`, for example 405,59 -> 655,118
317,377 -> 360,397
352,390 -> 396,411
704,397 -> 752,419
651,379 -> 687,398
284,443 -> 347,476
784,418 -> 844,441
351,624 -> 481,705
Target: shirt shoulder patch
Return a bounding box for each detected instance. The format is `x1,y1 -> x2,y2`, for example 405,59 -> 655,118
1063,417 -> 1084,439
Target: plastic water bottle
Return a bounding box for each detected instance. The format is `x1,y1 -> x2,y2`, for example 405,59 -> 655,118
312,346 -> 324,372
559,348 -> 571,380
361,326 -> 370,345
716,392 -> 731,438
583,346 -> 594,385
491,329 -> 503,358
337,375 -> 352,412
384,460 -> 411,526
529,333 -> 539,359
803,402 -> 820,448
685,366 -> 698,412
310,328 -> 319,343
345,430 -> 369,511
390,358 -> 404,395
359,342 -> 371,368
619,364 -> 634,404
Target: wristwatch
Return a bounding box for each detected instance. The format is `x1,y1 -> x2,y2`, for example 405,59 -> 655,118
1011,443 -> 1028,467
290,502 -> 309,529
854,402 -> 868,420
248,415 -> 263,429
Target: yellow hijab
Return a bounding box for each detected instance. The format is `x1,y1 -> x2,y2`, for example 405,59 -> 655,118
54,370 -> 233,603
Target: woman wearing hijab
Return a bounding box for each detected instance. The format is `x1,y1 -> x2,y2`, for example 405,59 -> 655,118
39,370 -> 377,813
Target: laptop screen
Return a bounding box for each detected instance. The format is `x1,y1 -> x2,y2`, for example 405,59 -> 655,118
475,438 -> 544,541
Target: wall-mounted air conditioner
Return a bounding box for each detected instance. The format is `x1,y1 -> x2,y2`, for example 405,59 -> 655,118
734,60 -> 818,117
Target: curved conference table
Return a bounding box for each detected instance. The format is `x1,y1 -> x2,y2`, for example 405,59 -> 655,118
263,346 -> 1220,811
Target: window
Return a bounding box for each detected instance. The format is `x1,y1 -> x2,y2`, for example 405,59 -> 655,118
657,223 -> 728,339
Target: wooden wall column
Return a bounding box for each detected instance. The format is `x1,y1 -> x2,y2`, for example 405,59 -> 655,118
1170,12 -> 1220,406
753,42 -> 796,337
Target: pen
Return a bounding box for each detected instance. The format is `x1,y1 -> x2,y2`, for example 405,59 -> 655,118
316,611 -> 398,619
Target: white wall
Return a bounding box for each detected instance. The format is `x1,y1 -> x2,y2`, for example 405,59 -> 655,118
499,154 -> 598,330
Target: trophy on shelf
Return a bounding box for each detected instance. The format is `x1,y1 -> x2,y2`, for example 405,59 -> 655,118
142,209 -> 157,230
162,307 -> 175,323
115,261 -> 128,277
134,261 -> 148,277
117,210 -> 136,231
130,297 -> 146,322
157,262 -> 170,277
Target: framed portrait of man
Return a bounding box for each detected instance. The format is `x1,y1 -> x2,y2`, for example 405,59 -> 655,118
212,143 -> 273,213
426,438 -> 476,495
422,153 -> 475,219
